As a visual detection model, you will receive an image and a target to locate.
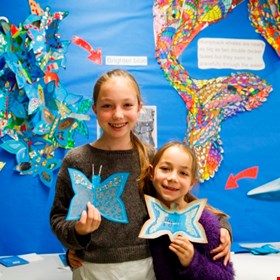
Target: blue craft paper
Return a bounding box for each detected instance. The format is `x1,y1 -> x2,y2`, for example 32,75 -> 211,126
0,256 -> 29,267
67,168 -> 129,223
58,253 -> 68,267
239,244 -> 280,255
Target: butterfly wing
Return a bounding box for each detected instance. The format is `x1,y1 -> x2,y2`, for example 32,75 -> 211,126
38,157 -> 61,188
177,199 -> 207,243
66,168 -> 93,221
93,172 -> 129,223
32,107 -> 53,135
55,118 -> 75,148
139,196 -> 171,239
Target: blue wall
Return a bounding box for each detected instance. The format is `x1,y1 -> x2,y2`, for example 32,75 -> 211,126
0,0 -> 279,255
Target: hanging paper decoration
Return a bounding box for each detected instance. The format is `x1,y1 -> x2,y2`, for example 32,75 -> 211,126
66,166 -> 129,224
0,161 -> 5,171
248,0 -> 280,56
0,1 -> 92,187
153,0 -> 272,182
139,195 -> 207,243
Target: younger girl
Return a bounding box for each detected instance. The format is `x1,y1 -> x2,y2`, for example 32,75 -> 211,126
140,141 -> 235,280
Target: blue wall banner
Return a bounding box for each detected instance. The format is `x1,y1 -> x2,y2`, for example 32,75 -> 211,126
0,0 -> 279,255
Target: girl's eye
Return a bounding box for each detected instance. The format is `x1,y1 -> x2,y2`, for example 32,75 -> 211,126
160,166 -> 169,171
124,103 -> 133,108
101,104 -> 111,108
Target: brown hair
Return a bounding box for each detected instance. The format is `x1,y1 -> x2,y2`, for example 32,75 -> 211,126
93,69 -> 151,178
140,141 -> 228,218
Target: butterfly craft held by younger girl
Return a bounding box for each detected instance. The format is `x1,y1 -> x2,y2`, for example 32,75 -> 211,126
139,195 -> 208,243
66,165 -> 129,223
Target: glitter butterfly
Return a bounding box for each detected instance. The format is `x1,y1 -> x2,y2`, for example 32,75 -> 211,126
0,138 -> 61,187
67,166 -> 129,223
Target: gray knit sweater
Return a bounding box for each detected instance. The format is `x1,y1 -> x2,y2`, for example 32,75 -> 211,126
50,144 -> 151,263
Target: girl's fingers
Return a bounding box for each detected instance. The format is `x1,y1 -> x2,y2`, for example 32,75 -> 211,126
86,202 -> 101,226
79,210 -> 87,224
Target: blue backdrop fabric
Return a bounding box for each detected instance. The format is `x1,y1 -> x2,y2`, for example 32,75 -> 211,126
0,0 -> 279,255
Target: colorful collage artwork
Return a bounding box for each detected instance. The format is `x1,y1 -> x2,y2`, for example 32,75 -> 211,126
153,0 -> 276,182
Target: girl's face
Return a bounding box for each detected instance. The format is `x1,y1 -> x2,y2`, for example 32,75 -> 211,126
151,146 -> 195,209
93,77 -> 142,142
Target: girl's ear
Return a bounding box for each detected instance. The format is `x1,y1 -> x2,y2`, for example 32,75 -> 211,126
92,104 -> 97,114
148,164 -> 153,180
138,102 -> 143,113
190,178 -> 199,190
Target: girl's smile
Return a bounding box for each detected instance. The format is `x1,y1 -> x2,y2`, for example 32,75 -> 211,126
109,122 -> 128,129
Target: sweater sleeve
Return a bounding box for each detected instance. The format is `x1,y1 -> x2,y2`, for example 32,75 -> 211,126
177,210 -> 235,280
219,215 -> 233,241
178,249 -> 234,280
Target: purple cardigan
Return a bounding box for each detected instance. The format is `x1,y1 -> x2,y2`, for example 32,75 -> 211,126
149,209 -> 235,280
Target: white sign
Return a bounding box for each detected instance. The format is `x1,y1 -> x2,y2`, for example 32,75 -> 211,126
198,38 -> 265,70
105,56 -> 148,66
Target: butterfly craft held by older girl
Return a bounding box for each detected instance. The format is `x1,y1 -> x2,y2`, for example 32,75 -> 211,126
66,164 -> 129,223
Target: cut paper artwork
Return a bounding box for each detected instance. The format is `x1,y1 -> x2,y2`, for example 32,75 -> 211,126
249,0 -> 280,56
0,1 -> 92,187
139,195 -> 207,243
153,0 -> 273,182
0,161 -> 5,171
67,166 -> 129,224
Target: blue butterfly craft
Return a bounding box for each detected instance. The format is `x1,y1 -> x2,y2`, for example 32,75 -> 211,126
139,195 -> 208,243
66,166 -> 129,223
0,137 -> 61,188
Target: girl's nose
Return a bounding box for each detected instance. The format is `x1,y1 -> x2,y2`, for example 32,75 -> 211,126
113,107 -> 123,119
167,171 -> 178,181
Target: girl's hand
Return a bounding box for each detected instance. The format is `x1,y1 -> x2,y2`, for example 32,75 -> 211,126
169,235 -> 194,267
211,228 -> 231,265
75,202 -> 101,235
67,249 -> 84,269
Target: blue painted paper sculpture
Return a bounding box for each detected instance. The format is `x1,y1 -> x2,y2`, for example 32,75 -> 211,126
67,166 -> 129,223
0,1 -> 92,187
139,195 -> 207,243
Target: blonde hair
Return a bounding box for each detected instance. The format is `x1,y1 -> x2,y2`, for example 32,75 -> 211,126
140,141 -> 228,218
93,69 -> 151,178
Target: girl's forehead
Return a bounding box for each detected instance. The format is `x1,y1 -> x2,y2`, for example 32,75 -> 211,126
163,146 -> 185,156
160,146 -> 191,163
100,78 -> 136,93
105,76 -> 133,86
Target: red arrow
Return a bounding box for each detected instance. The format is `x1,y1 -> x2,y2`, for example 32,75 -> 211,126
225,166 -> 259,190
72,36 -> 102,65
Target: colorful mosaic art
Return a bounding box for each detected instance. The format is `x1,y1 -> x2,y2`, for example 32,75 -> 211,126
153,0 -> 272,181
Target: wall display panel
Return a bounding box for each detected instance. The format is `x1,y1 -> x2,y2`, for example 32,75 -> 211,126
0,0 -> 279,255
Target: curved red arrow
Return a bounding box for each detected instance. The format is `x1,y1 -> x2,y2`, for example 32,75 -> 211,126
225,166 -> 259,190
72,35 -> 102,65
